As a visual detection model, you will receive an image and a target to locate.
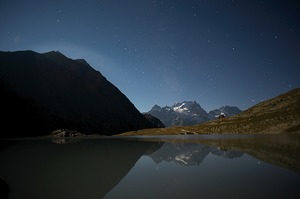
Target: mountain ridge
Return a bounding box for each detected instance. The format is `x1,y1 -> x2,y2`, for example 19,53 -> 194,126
0,50 -> 158,137
147,101 -> 241,127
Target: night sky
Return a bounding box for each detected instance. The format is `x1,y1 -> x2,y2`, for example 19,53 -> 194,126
1,0 -> 299,112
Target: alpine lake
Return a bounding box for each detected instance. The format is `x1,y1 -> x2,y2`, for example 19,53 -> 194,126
1,133 -> 300,199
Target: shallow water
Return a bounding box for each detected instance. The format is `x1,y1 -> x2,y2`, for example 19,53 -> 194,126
0,134 -> 300,199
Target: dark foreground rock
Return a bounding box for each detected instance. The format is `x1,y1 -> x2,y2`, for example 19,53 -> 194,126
0,176 -> 9,199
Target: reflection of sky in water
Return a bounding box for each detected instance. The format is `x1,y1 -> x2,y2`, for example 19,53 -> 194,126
105,152 -> 299,199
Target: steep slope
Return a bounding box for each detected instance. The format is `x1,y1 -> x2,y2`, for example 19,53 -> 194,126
0,50 -> 156,137
202,87 -> 300,134
120,88 -> 300,135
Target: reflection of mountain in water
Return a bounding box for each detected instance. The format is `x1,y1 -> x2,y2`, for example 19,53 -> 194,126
195,134 -> 300,173
130,134 -> 300,172
149,142 -> 243,166
1,135 -> 299,198
0,139 -> 158,199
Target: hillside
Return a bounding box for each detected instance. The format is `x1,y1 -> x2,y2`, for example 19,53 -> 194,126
0,50 -> 157,137
119,88 -> 300,135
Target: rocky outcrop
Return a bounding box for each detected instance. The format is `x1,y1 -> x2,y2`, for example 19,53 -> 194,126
50,129 -> 86,137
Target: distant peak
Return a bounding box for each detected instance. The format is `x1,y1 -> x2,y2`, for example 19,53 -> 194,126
150,104 -> 162,111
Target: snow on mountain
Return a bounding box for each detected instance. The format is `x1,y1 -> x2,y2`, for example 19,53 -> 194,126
148,101 -> 211,127
147,101 -> 242,127
173,103 -> 189,113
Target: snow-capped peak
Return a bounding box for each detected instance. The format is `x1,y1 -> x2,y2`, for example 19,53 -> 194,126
173,102 -> 189,113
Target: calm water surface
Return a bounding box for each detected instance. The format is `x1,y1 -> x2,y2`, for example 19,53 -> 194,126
0,134 -> 300,199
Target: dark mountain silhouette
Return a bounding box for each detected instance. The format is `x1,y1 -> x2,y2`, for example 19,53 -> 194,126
0,50 -> 158,137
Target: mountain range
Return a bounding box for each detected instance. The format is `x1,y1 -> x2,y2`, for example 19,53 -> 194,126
0,50 -> 160,138
147,101 -> 242,127
120,88 -> 300,135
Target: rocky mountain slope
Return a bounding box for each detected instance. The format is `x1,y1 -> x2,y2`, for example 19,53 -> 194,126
0,50 -> 158,137
147,101 -> 241,127
120,88 -> 300,135
147,101 -> 210,126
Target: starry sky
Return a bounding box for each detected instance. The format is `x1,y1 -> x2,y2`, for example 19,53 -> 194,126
1,0 -> 299,113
